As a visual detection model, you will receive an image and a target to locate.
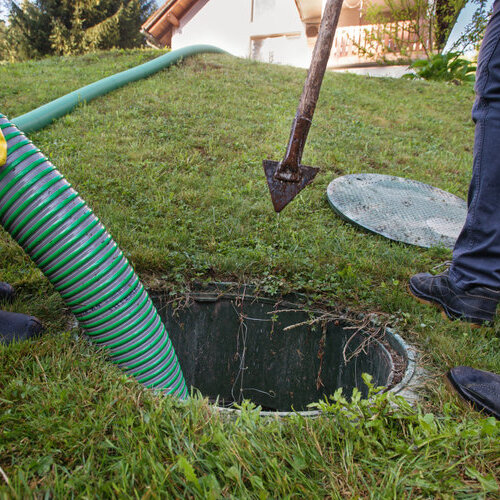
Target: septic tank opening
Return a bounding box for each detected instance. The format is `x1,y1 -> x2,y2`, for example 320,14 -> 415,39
151,284 -> 412,413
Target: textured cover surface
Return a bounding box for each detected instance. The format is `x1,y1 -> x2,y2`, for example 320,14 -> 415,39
326,174 -> 467,248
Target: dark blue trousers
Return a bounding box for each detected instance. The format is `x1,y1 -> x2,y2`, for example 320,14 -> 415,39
449,0 -> 500,290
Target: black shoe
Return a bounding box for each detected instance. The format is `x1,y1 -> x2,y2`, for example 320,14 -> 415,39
447,366 -> 500,419
0,310 -> 43,345
0,282 -> 15,303
409,271 -> 500,325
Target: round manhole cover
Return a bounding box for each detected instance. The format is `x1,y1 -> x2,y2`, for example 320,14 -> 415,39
326,174 -> 467,248
151,284 -> 415,415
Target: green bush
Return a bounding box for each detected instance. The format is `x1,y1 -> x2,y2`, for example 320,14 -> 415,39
405,52 -> 476,82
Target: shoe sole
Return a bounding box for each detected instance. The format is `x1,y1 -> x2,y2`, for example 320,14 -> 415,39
408,285 -> 482,328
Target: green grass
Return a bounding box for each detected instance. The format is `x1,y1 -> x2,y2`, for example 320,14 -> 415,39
0,48 -> 499,498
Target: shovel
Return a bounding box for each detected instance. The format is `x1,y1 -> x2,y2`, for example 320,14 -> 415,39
263,0 -> 344,212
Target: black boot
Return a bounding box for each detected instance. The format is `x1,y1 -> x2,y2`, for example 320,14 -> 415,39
447,366 -> 500,419
409,271 -> 500,326
0,282 -> 15,303
0,309 -> 43,345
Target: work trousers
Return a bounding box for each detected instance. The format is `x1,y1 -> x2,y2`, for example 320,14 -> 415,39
449,0 -> 500,290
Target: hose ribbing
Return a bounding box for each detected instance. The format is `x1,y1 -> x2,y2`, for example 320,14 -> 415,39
0,115 -> 188,398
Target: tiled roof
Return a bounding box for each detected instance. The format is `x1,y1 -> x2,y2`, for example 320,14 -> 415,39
141,0 -> 205,47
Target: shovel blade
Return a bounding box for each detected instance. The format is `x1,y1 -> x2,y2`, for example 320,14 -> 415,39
263,160 -> 319,213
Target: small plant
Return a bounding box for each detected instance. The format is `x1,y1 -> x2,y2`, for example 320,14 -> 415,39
308,373 -> 405,420
405,52 -> 476,82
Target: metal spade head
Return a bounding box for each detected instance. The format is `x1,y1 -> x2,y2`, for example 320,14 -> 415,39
263,160 -> 319,213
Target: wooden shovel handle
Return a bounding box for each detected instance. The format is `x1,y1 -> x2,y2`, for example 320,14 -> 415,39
278,0 -> 344,180
297,0 -> 344,120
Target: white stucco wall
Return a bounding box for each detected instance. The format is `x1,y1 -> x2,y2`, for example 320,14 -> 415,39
171,0 -> 313,66
172,0 -> 252,58
251,0 -> 304,36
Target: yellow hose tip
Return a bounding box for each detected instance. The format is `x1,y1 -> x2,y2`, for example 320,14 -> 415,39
0,133 -> 6,166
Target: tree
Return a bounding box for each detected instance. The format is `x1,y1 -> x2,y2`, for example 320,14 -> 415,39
5,0 -> 156,60
0,20 -> 8,60
434,0 -> 466,51
447,0 -> 491,54
7,0 -> 53,59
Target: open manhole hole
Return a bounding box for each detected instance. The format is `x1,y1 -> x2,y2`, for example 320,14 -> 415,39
152,284 -> 415,415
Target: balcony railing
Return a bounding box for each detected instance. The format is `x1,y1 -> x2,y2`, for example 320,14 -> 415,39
330,20 -> 429,66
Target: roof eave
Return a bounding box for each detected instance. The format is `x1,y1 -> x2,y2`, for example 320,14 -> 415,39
142,0 -> 177,32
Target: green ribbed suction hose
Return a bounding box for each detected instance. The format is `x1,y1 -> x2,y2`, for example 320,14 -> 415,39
1,115 -> 188,397
2,45 -> 226,397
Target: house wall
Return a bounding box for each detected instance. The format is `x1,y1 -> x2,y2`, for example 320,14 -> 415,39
251,0 -> 304,35
171,0 -> 313,67
250,0 -> 311,67
169,0 -> 415,69
172,0 -> 251,58
338,5 -> 361,27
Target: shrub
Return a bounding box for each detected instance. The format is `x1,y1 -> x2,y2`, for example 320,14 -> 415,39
405,52 -> 476,82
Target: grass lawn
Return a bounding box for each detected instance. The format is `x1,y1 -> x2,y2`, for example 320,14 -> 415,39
0,49 -> 499,498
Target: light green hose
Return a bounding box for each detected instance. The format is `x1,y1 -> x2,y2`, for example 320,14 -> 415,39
12,45 -> 225,134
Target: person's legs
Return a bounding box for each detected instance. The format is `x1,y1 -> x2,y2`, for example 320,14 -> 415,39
0,282 -> 43,345
409,2 -> 500,325
449,0 -> 500,290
